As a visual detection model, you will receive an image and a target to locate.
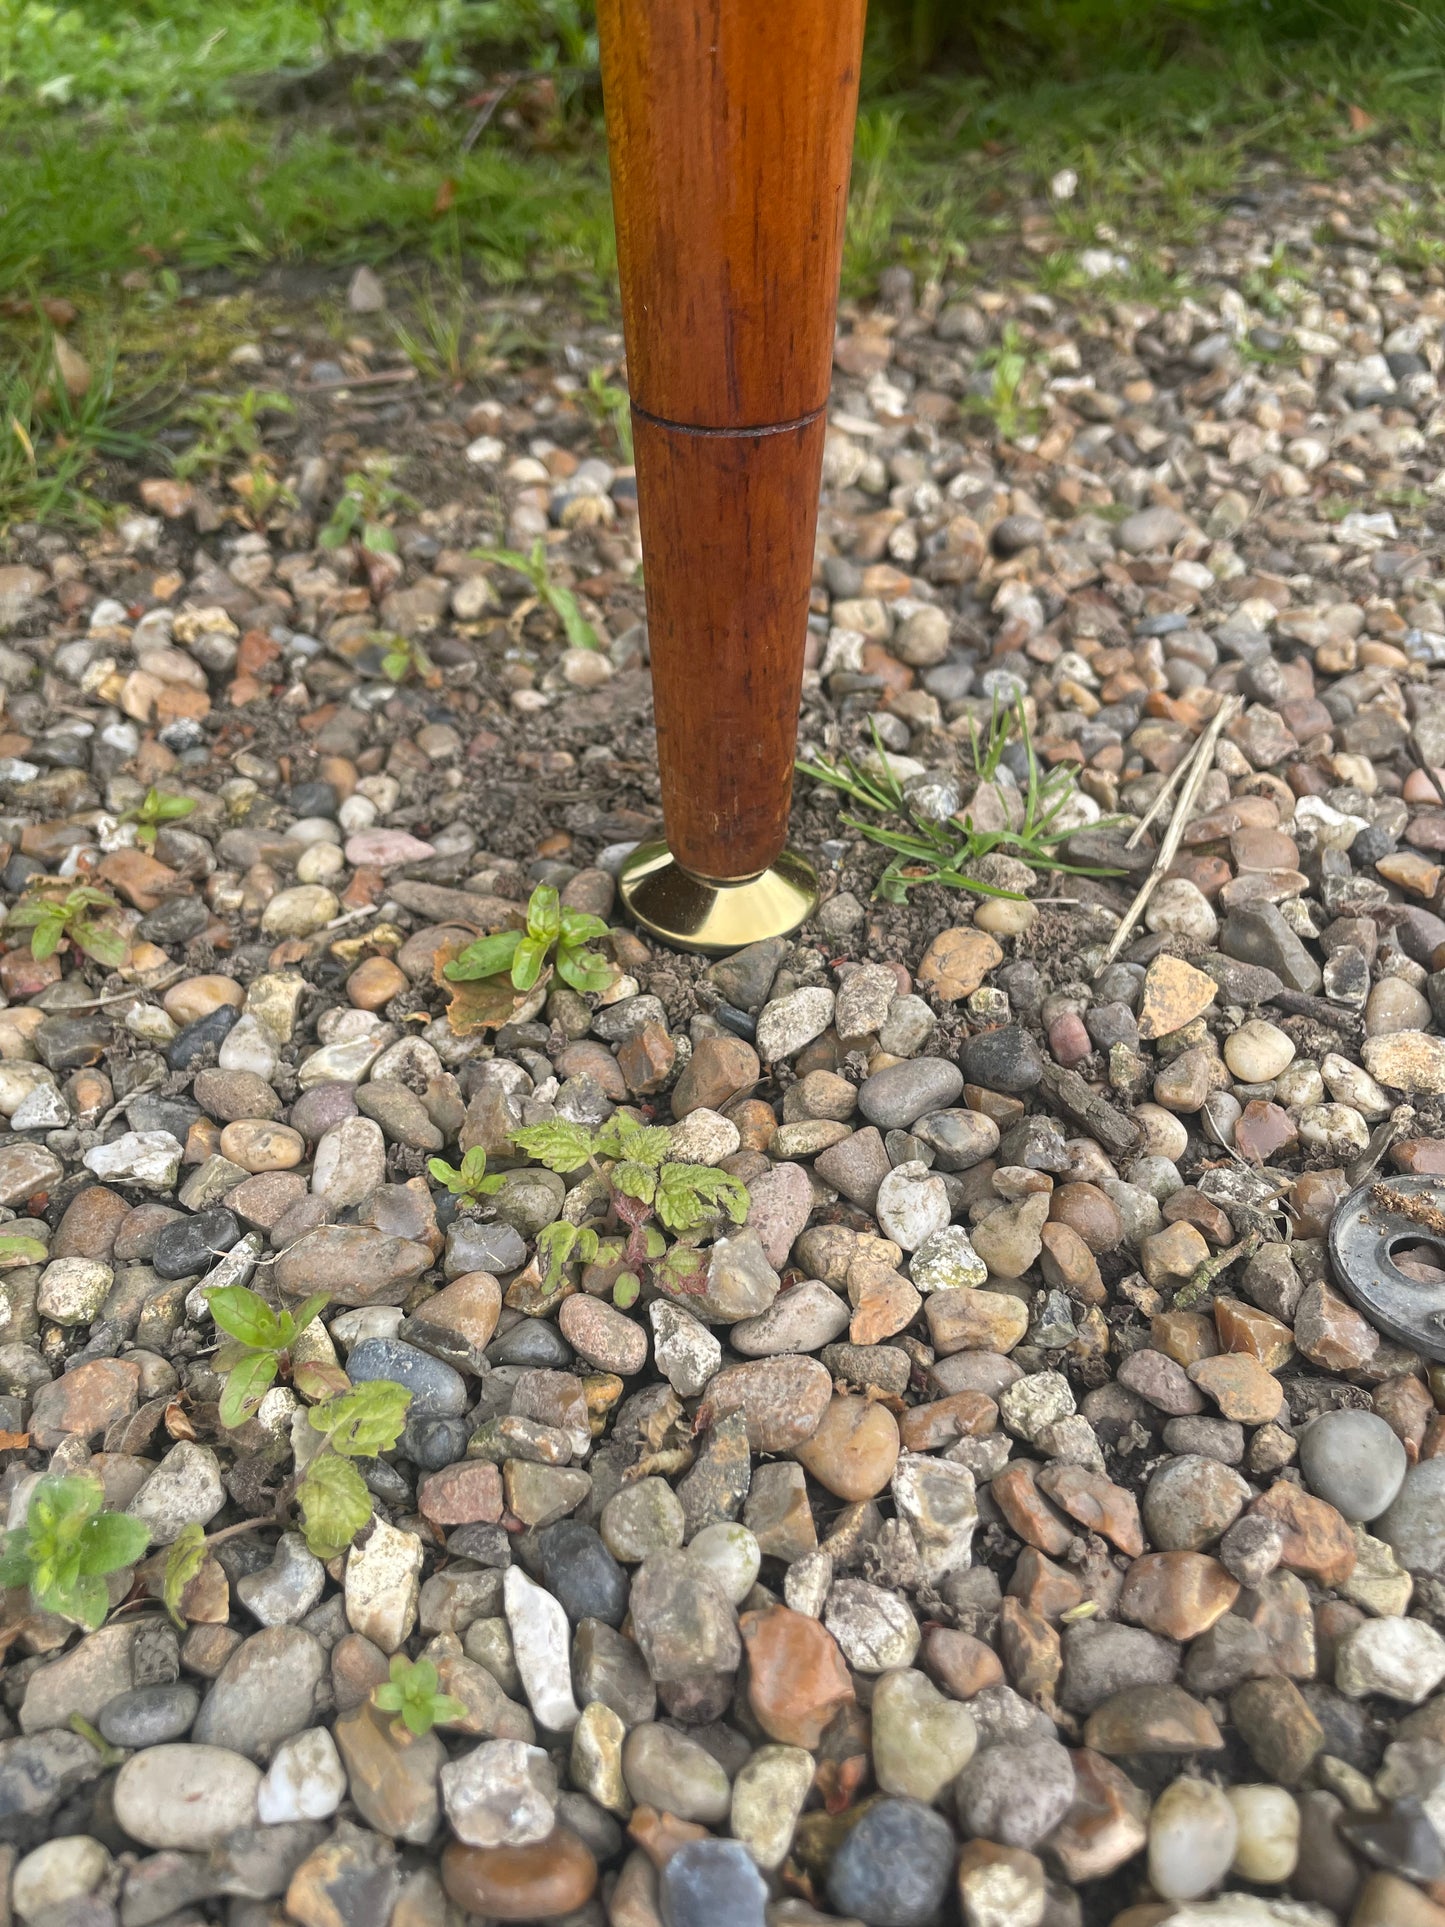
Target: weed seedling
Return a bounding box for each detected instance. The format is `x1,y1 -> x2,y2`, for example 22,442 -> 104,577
372,1655 -> 468,1739
797,700 -> 1119,903
0,1474 -> 150,1630
121,788 -> 196,851
319,458 -> 414,556
377,633 -> 439,686
584,366 -> 634,462
426,1146 -> 504,1204
511,1113 -> 749,1298
5,883 -> 126,967
444,882 -> 613,995
474,538 -> 600,651
207,1284 -> 333,1428
173,388 -> 295,481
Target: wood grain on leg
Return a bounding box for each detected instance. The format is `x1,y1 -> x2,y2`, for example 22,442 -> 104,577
596,0 -> 866,882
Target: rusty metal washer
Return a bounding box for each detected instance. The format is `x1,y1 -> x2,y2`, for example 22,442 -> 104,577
1328,1174 -> 1445,1360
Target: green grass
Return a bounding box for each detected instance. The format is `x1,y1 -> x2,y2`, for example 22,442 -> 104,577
4,0 -> 1445,314
6,0 -> 1445,536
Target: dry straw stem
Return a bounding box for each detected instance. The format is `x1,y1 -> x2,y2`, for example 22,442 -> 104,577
1094,694 -> 1241,975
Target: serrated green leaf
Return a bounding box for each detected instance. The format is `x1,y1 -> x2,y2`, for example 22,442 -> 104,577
442,932 -> 522,982
76,1511 -> 149,1575
219,1349 -> 278,1429
162,1521 -> 208,1626
207,1284 -> 284,1351
309,1379 -> 411,1457
610,1160 -> 657,1206
297,1453 -> 373,1559
655,1162 -> 750,1232
535,1220 -> 578,1290
510,1120 -> 595,1173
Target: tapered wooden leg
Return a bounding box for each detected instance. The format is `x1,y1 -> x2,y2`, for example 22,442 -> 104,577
596,0 -> 867,949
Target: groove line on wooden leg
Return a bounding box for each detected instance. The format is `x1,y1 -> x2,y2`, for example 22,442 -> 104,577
629,400 -> 825,441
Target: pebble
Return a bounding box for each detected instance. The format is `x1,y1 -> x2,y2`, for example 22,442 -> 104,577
827,1798 -> 958,1927
1299,1409 -> 1407,1520
113,1743 -> 261,1849
1148,1775 -> 1239,1901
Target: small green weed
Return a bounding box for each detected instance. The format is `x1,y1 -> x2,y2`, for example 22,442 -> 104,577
372,1655 -> 468,1738
121,788 -> 197,851
444,881 -> 613,995
584,366 -> 634,463
0,1473 -> 149,1630
798,701 -> 1119,904
172,388 -> 295,481
966,323 -> 1046,443
1,343 -> 158,531
426,1146 -> 505,1203
377,633 -> 439,685
319,457 -> 415,555
207,1282 -> 334,1427
5,883 -> 126,968
476,538 -> 600,651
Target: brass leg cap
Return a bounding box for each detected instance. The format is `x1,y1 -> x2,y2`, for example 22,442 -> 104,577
618,842 -> 819,954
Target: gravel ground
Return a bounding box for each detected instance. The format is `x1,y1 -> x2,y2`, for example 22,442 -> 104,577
1,158 -> 1445,1927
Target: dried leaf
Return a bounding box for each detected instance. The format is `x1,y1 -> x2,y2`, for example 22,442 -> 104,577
433,941 -> 551,1034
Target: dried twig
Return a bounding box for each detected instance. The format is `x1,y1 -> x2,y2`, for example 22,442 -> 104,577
1094,696 -> 1240,975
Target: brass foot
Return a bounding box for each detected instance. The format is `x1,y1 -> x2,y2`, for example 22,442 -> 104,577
618,841 -> 819,954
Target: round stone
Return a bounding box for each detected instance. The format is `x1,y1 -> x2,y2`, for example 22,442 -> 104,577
958,1027 -> 1045,1093
1148,1775 -> 1238,1902
534,1520 -> 629,1626
827,1798 -> 957,1927
97,1683 -> 200,1748
1227,1784 -> 1299,1885
685,1522 -> 761,1605
154,1207 -> 242,1281
858,1059 -> 964,1130
659,1838 -> 768,1927
12,1837 -> 112,1921
622,1723 -> 731,1824
113,1744 -> 262,1850
874,1161 -> 950,1252
1223,1019 -> 1295,1083
441,1830 -> 598,1921
1299,1409 -> 1408,1522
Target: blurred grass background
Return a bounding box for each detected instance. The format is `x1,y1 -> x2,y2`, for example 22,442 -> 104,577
1,0 -> 1444,304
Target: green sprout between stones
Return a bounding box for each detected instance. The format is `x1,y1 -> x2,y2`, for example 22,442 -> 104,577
511,1114 -> 749,1301
444,882 -> 613,996
208,1283 -> 334,1428
0,1473 -> 149,1630
121,787 -> 196,851
163,1377 -> 414,1616
475,538 -> 601,651
797,700 -> 1119,904
5,883 -> 126,967
320,457 -> 415,556
173,388 -> 295,481
372,1654 -> 468,1739
426,1146 -> 505,1204
377,632 -> 438,686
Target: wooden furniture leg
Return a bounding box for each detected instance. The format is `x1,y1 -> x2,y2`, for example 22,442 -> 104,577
595,0 -> 867,951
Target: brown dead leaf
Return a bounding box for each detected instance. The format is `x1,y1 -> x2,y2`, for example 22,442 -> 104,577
0,1431 -> 28,1451
1348,104 -> 1375,133
433,941 -> 550,1034
163,1400 -> 196,1441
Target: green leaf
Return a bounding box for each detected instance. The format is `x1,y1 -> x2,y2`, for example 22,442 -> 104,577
207,1285 -> 284,1351
38,1570 -> 109,1630
443,932 -> 522,982
430,1692 -> 469,1726
427,1158 -> 464,1193
162,1522 -> 208,1627
362,523 -> 398,555
610,1160 -> 657,1206
76,1511 -> 149,1576
31,1475 -> 102,1537
291,1292 -> 330,1337
152,793 -> 196,823
510,1121 -> 595,1173
460,1148 -> 491,1189
297,1452 -> 373,1559
510,934 -> 548,991
29,917 -> 61,961
535,1220 -> 579,1290
525,885 -> 561,944
404,1657 -> 439,1695
557,945 -> 614,994
0,1531 -> 34,1589
218,1349 -> 278,1429
612,1273 -> 640,1309
547,581 -> 600,652
309,1379 -> 412,1457
292,1360 -> 351,1403
655,1162 -> 750,1232
372,1681 -> 405,1712
72,920 -> 127,969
